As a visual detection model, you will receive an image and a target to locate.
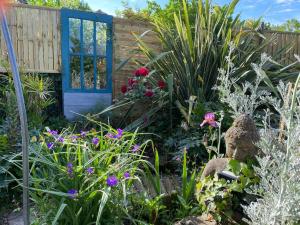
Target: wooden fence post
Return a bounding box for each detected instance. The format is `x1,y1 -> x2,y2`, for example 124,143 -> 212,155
0,5 -> 30,225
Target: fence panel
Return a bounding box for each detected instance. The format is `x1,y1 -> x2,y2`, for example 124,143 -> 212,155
0,4 -> 61,73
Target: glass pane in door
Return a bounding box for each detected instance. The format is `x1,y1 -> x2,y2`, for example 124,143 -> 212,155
96,22 -> 107,56
70,56 -> 81,88
96,57 -> 107,89
69,18 -> 81,53
83,20 -> 94,54
83,56 -> 94,89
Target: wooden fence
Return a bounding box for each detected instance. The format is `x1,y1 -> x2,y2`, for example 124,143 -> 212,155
0,4 -> 300,96
263,30 -> 300,64
0,4 -> 61,73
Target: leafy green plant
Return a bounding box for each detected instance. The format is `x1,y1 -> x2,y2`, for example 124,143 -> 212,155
137,0 -> 277,106
129,148 -> 201,224
7,123 -> 150,225
196,159 -> 259,223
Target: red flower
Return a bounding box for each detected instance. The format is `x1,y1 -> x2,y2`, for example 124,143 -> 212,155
158,80 -> 166,89
135,67 -> 149,77
128,78 -> 138,87
121,85 -> 127,94
144,89 -> 154,97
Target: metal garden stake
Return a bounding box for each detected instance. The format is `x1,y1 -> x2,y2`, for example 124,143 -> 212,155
0,4 -> 30,225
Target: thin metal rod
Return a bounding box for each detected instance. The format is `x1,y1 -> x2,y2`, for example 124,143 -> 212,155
0,6 -> 30,225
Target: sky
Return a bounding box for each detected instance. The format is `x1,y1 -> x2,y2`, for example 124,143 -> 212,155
86,0 -> 300,24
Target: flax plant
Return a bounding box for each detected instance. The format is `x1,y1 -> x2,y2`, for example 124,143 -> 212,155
137,0 -> 280,107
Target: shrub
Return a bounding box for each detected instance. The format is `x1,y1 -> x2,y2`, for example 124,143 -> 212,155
196,159 -> 259,223
243,70 -> 300,224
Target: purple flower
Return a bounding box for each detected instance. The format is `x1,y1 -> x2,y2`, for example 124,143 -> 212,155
115,128 -> 123,139
92,137 -> 99,145
47,142 -> 54,150
200,112 -> 218,128
106,133 -> 114,139
106,129 -> 124,139
67,162 -> 73,177
49,130 -> 58,136
124,172 -> 130,179
71,135 -> 79,142
132,144 -> 140,153
67,189 -> 78,199
86,167 -> 94,175
106,176 -> 118,187
57,136 -> 64,143
80,131 -> 87,137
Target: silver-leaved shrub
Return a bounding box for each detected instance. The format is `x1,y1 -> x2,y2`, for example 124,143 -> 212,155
216,46 -> 300,224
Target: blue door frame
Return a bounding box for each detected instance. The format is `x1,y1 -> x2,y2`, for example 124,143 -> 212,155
61,8 -> 113,94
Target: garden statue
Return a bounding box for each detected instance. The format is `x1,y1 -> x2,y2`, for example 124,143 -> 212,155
202,114 -> 260,177
225,114 -> 260,161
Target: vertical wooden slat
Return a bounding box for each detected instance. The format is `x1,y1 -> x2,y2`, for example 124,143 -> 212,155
52,10 -> 58,71
48,10 -> 54,71
17,7 -> 24,68
22,8 -> 29,68
57,10 -> 61,69
42,9 -> 49,71
38,9 -> 44,71
28,7 -> 34,69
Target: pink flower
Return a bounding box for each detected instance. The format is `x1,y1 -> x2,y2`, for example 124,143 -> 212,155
200,112 -> 218,128
121,85 -> 127,94
135,67 -> 149,77
144,89 -> 154,97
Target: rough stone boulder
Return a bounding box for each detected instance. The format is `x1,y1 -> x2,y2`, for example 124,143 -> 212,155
225,114 -> 260,161
201,158 -> 229,178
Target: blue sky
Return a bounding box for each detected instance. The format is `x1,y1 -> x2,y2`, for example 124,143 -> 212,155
86,0 -> 300,24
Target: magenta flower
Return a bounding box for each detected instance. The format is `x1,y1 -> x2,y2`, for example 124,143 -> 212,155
86,167 -> 94,175
47,142 -> 54,150
106,176 -> 118,187
92,137 -> 99,145
124,172 -> 130,179
200,112 -> 218,128
67,189 -> 78,199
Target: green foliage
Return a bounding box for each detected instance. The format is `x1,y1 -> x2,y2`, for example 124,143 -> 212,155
137,0 -> 296,120
196,159 -> 259,223
27,0 -> 91,10
19,125 -> 151,224
271,19 -> 300,33
117,0 -> 198,26
0,68 -> 54,201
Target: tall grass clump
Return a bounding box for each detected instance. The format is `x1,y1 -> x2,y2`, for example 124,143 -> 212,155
8,123 -> 151,224
137,0 -> 281,107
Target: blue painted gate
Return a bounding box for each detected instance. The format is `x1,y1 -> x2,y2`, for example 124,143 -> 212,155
61,9 -> 113,119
